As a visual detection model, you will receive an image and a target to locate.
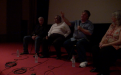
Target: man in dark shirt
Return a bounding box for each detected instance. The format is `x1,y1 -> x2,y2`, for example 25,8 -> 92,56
20,17 -> 48,56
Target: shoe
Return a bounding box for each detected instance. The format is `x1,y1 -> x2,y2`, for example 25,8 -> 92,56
20,52 -> 29,55
97,73 -> 110,75
90,68 -> 99,72
79,61 -> 88,68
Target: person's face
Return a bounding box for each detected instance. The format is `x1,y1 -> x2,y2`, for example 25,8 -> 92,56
54,16 -> 60,23
81,12 -> 89,21
38,18 -> 44,25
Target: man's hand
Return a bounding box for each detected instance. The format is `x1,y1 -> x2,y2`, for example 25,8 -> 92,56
61,11 -> 64,18
32,36 -> 36,40
77,26 -> 83,31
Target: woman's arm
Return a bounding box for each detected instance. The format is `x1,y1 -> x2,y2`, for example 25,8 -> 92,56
102,30 -> 121,47
99,25 -> 111,48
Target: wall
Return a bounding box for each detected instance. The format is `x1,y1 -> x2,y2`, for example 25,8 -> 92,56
0,0 -> 7,34
0,0 -> 49,42
48,0 -> 121,24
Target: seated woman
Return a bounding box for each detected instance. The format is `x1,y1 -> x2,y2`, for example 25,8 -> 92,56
90,10 -> 121,75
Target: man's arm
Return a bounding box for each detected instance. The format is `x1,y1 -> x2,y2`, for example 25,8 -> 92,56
77,26 -> 91,35
61,11 -> 72,26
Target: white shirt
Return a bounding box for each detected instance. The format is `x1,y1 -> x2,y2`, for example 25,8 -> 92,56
48,22 -> 71,37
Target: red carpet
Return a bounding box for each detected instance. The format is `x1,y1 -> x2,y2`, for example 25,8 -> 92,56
0,42 -> 121,75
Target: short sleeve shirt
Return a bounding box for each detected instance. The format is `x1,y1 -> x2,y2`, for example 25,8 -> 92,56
70,20 -> 94,41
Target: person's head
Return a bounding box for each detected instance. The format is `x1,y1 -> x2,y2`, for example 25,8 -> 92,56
54,15 -> 62,24
38,17 -> 44,25
81,10 -> 91,21
112,10 -> 121,26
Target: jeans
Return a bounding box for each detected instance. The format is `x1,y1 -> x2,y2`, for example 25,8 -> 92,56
23,36 -> 42,54
63,38 -> 90,62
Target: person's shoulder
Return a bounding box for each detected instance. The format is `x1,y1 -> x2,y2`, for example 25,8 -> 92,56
34,24 -> 40,28
87,20 -> 93,23
109,23 -> 115,28
35,24 -> 39,26
85,20 -> 93,26
51,23 -> 56,26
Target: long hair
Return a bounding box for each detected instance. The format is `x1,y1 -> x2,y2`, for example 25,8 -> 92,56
112,10 -> 121,26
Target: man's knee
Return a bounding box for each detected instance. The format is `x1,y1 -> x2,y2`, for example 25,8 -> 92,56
23,36 -> 30,41
76,41 -> 83,47
35,36 -> 41,41
76,39 -> 88,47
63,39 -> 71,47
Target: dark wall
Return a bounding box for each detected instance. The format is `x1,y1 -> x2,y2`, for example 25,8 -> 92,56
36,0 -> 49,25
7,0 -> 22,42
4,0 -> 49,42
90,23 -> 111,45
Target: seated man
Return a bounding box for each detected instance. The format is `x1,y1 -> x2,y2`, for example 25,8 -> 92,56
61,10 -> 94,67
40,15 -> 71,59
20,17 -> 48,56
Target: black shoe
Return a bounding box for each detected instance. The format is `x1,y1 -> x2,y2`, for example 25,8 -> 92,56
90,68 -> 99,72
39,55 -> 49,58
97,73 -> 110,75
20,52 -> 29,55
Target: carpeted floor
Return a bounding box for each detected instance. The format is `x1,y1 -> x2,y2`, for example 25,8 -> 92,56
0,42 -> 121,75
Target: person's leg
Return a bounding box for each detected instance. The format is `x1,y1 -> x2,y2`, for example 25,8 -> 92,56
52,35 -> 65,59
90,45 -> 101,72
76,39 -> 89,62
63,39 -> 77,59
98,46 -> 116,74
76,39 -> 89,67
22,36 -> 32,54
41,37 -> 49,57
41,34 -> 58,58
35,36 -> 43,56
91,46 -> 117,75
92,45 -> 101,68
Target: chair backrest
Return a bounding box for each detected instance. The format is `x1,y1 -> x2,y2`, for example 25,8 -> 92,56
90,23 -> 110,46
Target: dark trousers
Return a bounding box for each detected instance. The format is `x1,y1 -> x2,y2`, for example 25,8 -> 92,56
92,45 -> 119,73
42,33 -> 65,57
23,36 -> 43,54
63,38 -> 90,62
